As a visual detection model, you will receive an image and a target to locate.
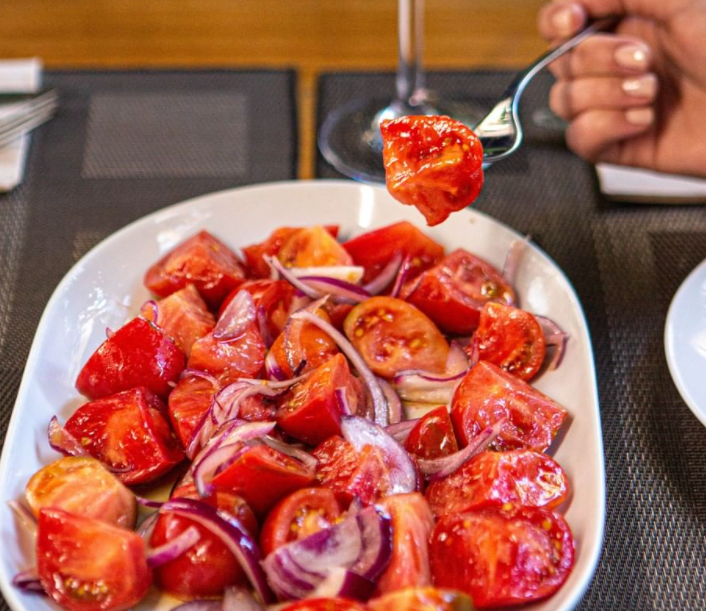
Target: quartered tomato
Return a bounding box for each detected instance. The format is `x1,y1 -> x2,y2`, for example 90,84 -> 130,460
37,508 -> 151,611
343,221 -> 445,289
168,375 -> 218,450
280,600 -> 368,611
451,361 -> 568,452
369,588 -> 474,611
144,230 -> 246,309
65,387 -> 184,485
376,493 -> 435,595
425,450 -> 570,517
25,457 -> 136,529
429,507 -> 575,608
408,249 -> 515,335
260,487 -> 343,556
277,353 -> 361,445
404,406 -> 458,460
380,116 -> 484,226
278,225 -> 353,268
471,302 -> 545,381
143,284 -> 215,357
75,317 -> 185,400
151,483 -> 258,599
212,444 -> 316,515
343,297 -> 449,379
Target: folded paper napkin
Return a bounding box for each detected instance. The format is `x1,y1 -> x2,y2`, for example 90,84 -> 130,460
596,162 -> 706,204
0,58 -> 42,193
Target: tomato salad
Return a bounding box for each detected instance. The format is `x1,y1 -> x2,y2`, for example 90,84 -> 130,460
10,217 -> 574,611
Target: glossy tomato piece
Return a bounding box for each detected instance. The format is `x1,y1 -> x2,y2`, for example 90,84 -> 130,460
212,444 -> 316,515
451,361 -> 568,452
75,317 -> 185,400
143,284 -> 215,357
277,353 -> 361,445
279,599 -> 368,611
144,230 -> 246,309
429,507 -> 575,608
376,493 -> 435,595
408,249 -> 515,335
278,225 -> 353,268
25,457 -> 136,529
168,375 -> 218,450
343,297 -> 449,379
65,387 -> 184,485
425,450 -> 570,517
37,508 -> 151,611
471,302 -> 545,381
151,483 -> 257,599
381,116 -> 484,226
260,487 -> 343,556
404,406 -> 458,460
369,588 -> 474,611
343,221 -> 445,289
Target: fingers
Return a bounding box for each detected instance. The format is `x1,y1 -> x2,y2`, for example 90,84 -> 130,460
538,2 -> 588,40
550,73 -> 658,119
549,35 -> 652,79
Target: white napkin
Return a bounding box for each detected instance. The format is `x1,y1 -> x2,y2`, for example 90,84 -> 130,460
0,58 -> 43,193
596,162 -> 706,204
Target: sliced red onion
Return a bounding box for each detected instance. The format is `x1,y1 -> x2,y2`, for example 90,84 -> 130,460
8,500 -> 37,536
236,373 -> 311,391
466,338 -> 480,368
136,496 -> 164,509
284,296 -> 330,374
417,419 -> 505,480
340,416 -> 417,493
262,436 -> 318,473
290,311 -> 388,427
147,525 -> 201,568
48,416 -> 91,458
310,568 -> 375,601
503,234 -> 530,288
180,368 -> 221,388
288,294 -> 312,316
385,418 -> 420,444
351,506 -> 392,580
214,290 -> 257,342
137,511 -> 159,542
105,327 -> 115,339
265,350 -> 287,381
392,370 -> 466,404
257,305 -> 274,348
171,602 -> 221,611
335,387 -> 354,416
291,266 -> 364,284
161,498 -> 274,604
362,254 -> 403,295
12,569 -> 44,594
390,254 -> 412,298
140,299 -> 159,325
266,255 -> 324,300
222,587 -> 266,611
297,276 -> 370,304
446,341 -> 470,375
377,378 -> 402,425
534,314 -> 569,370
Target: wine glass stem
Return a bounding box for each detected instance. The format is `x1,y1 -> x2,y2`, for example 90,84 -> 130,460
396,0 -> 426,107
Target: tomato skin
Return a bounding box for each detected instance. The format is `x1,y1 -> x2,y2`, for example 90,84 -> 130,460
65,387 -> 184,485
404,406 -> 458,460
408,249 -> 515,335
369,587 -> 474,611
168,375 -> 217,449
25,457 -> 137,529
471,302 -> 545,381
260,487 -> 343,556
151,484 -> 257,600
451,361 -> 568,453
429,507 -> 575,608
277,353 -> 361,445
343,221 -> 445,289
425,450 -> 570,517
343,297 -> 449,379
37,508 -> 151,611
143,284 -> 215,357
212,444 -> 316,515
144,230 -> 247,309
279,600 -> 369,611
278,225 -> 354,268
75,317 -> 185,400
376,493 -> 435,595
381,116 -> 484,226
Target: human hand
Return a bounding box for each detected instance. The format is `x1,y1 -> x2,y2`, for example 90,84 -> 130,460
538,0 -> 706,176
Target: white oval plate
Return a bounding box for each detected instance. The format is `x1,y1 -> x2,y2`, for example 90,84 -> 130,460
665,258 -> 706,427
0,180 -> 605,611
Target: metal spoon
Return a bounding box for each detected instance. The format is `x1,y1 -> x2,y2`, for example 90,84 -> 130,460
477,16 -> 618,168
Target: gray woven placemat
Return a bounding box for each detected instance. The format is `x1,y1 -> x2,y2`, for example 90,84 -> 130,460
317,71 -> 706,610
0,69 -> 297,611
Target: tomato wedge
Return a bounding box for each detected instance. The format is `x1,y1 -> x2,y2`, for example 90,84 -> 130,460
425,449 -> 570,517
167,375 -> 218,449
429,506 -> 575,608
404,406 -> 458,460
381,116 -> 484,226
407,249 -> 515,335
471,302 -> 546,381
278,225 -> 353,268
451,361 -> 568,452
280,600 -> 368,611
369,588 -> 474,611
260,487 -> 343,556
343,297 -> 449,379
37,508 -> 151,611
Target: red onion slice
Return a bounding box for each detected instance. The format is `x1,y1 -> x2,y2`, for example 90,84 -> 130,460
265,349 -> 287,381
8,500 -> 37,536
290,311 -> 388,427
335,387 -> 354,416
297,277 -> 370,304
291,266 -> 365,284
171,602 -> 221,611
284,296 -> 330,374
137,511 -> 159,542
105,327 -> 115,339
340,416 -> 417,494
48,416 -> 90,458
377,378 -> 402,425
362,254 -> 403,295
392,370 -> 466,404
266,255 -> 324,300
261,436 -> 318,473
140,299 -> 159,325
256,305 -> 274,348
222,587 -> 265,611
214,290 -> 257,342
310,568 -> 375,601
534,314 -> 569,370
147,525 -> 201,568
502,235 -> 530,288
390,254 -> 412,298
160,498 -> 274,604
385,418 -> 420,444
179,369 -> 221,387
12,569 -> 44,594
136,496 -> 164,509
351,506 -> 392,580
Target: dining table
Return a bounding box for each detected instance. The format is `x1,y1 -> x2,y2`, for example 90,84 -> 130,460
1,65 -> 706,611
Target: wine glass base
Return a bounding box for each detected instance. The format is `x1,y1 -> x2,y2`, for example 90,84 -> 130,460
318,96 -> 486,183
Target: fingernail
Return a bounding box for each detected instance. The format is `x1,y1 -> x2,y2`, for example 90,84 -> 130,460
615,44 -> 649,71
625,107 -> 654,126
622,75 -> 657,98
551,6 -> 578,37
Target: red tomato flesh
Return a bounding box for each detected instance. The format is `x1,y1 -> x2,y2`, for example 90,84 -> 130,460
369,587 -> 474,611
278,225 -> 353,268
280,600 -> 368,611
167,375 -> 218,450
404,406 -> 458,460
